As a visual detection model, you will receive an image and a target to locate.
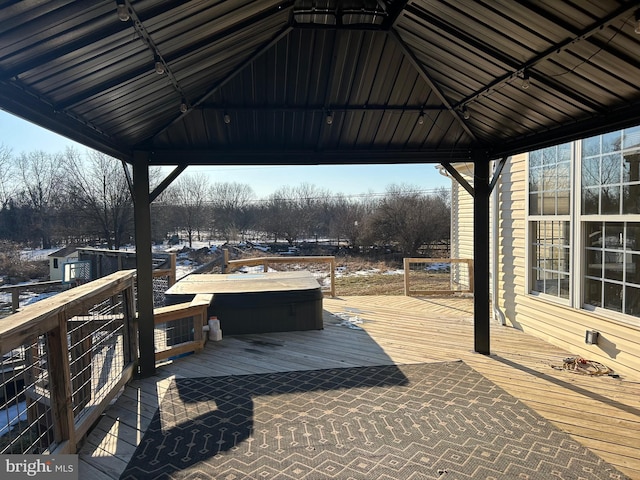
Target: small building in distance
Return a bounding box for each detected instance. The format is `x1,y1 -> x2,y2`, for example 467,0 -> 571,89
48,245 -> 79,281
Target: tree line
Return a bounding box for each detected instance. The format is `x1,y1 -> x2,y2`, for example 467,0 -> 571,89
0,144 -> 451,255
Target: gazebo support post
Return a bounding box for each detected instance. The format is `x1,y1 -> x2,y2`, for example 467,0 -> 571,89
473,155 -> 491,355
133,151 -> 156,377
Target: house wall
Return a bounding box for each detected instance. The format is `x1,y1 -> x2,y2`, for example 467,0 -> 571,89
496,154 -> 640,380
450,165 -> 475,289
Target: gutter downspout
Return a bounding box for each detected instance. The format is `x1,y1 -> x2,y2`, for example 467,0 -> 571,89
491,160 -> 506,326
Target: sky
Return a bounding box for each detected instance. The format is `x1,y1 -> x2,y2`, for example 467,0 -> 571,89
0,110 -> 452,199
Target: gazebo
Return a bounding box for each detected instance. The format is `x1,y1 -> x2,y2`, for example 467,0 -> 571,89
2,0 -> 640,377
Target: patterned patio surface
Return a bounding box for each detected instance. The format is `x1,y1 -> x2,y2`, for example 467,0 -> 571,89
120,361 -> 628,479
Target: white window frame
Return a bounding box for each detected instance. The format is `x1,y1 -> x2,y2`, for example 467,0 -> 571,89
526,128 -> 640,327
526,147 -> 574,306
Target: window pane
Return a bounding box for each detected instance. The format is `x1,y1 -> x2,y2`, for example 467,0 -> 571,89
623,126 -> 640,149
530,220 -> 570,299
559,274 -> 570,299
601,154 -> 621,185
529,167 -> 542,191
586,222 -> 603,246
622,153 -> 640,182
628,226 -> 640,252
529,193 -> 541,215
544,273 -> 558,296
558,144 -> 571,162
542,192 -> 556,215
529,150 -> 542,168
585,251 -> 601,278
625,286 -> 640,317
602,131 -> 621,153
604,223 -> 624,248
557,189 -> 570,215
582,187 -> 599,214
584,278 -> 601,307
542,165 -> 557,190
582,157 -> 600,186
622,184 -> 640,214
601,186 -> 620,214
603,282 -> 622,312
583,136 -> 600,156
603,253 -> 623,281
629,253 -> 640,284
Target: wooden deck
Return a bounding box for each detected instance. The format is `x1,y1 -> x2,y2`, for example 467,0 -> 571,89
78,295 -> 640,479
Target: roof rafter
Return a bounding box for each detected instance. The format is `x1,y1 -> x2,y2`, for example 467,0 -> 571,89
146,24 -> 295,144
457,1 -> 640,109
388,28 -> 477,142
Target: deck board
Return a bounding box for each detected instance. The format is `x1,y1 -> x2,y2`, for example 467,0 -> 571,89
78,295 -> 640,479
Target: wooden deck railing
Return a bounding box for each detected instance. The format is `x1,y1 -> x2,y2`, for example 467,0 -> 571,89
0,266 -> 210,455
224,252 -> 336,297
0,270 -> 138,455
0,280 -> 64,314
403,258 -> 474,296
153,293 -> 212,362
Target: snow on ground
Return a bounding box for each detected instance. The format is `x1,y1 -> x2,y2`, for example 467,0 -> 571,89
0,401 -> 27,437
22,291 -> 59,306
19,248 -> 57,261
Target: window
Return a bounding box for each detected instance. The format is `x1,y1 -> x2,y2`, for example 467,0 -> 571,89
53,258 -> 59,269
581,125 -> 640,319
584,222 -> 640,317
531,221 -> 570,299
527,126 -> 640,323
528,144 -> 572,301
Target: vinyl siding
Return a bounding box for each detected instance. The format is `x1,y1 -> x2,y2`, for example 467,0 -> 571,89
450,165 -> 474,289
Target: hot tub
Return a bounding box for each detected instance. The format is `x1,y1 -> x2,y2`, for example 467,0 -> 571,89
164,271 -> 324,335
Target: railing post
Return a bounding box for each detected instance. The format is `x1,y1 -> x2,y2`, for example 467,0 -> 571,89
403,258 -> 410,296
330,257 -> 336,297
122,277 -> 138,366
222,248 -> 229,273
47,313 -> 77,451
468,259 -> 475,293
168,253 -> 177,287
11,287 -> 19,313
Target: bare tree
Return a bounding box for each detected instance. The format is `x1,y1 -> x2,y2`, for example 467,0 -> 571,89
166,173 -> 210,247
293,183 -> 331,241
260,186 -> 302,245
370,184 -> 450,255
328,194 -> 374,250
0,143 -> 15,210
63,148 -> 134,249
210,182 -> 255,241
15,150 -> 64,248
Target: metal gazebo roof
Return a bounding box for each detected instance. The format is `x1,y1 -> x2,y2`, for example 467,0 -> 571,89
2,0 -> 640,166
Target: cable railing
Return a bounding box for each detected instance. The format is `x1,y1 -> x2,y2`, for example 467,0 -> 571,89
403,258 -> 474,296
0,270 -> 137,455
0,263 -> 208,455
